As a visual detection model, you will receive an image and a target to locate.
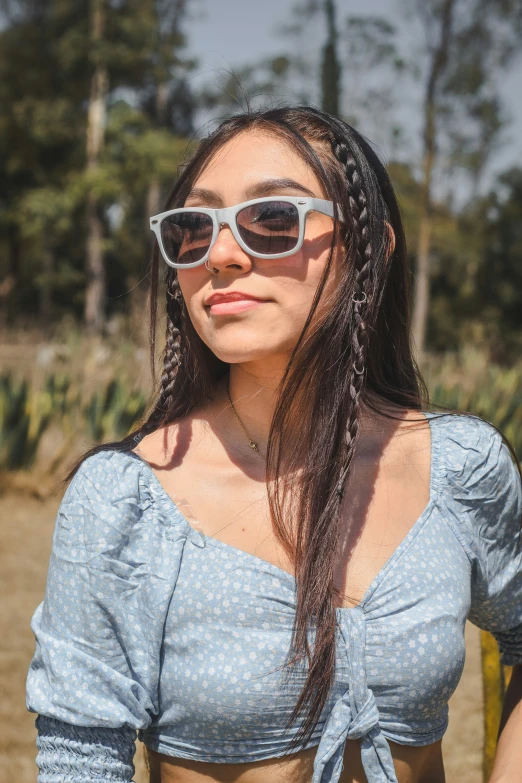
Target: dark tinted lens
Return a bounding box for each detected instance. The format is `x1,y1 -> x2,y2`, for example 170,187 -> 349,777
160,212 -> 213,265
236,201 -> 300,255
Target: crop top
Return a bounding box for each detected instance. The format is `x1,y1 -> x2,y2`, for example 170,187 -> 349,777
26,411 -> 522,783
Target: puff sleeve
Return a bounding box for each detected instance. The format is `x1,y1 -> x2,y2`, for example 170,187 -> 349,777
26,450 -> 183,781
453,420 -> 522,666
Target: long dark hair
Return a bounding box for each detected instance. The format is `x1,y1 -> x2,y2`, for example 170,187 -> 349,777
64,106 -> 514,747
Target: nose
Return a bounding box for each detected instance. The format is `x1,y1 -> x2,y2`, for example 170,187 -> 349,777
206,221 -> 252,273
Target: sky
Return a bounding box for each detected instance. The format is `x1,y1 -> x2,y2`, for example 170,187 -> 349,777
182,0 -> 522,202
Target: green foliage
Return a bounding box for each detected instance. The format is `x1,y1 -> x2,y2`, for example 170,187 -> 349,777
1,347 -> 521,472
0,0 -> 194,325
0,374 -> 56,470
83,379 -> 147,442
387,158 -> 522,359
424,349 -> 522,459
0,371 -> 147,471
430,371 -> 522,459
1,0 -> 521,362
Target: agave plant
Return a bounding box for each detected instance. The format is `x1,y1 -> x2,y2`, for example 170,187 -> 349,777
0,374 -> 54,470
1,350 -> 520,472
0,372 -> 148,472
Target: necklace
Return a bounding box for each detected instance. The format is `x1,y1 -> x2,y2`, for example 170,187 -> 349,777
226,380 -> 265,459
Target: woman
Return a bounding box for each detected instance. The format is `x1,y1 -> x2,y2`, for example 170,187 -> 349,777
27,106 -> 522,783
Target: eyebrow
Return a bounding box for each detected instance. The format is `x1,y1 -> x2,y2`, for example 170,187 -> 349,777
185,178 -> 317,206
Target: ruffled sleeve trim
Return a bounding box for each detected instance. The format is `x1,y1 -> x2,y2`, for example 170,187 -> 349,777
35,715 -> 136,782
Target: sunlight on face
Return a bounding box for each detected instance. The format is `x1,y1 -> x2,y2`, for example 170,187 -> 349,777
177,129 -> 343,370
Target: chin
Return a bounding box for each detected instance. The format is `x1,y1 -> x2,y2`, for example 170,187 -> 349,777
209,342 -> 280,365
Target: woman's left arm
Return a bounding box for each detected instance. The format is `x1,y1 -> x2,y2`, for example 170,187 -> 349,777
455,422 -> 522,782
489,665 -> 522,783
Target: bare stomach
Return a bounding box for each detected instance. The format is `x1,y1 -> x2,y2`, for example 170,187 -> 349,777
147,737 -> 445,783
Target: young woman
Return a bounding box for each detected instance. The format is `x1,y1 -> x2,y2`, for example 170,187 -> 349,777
27,106 -> 522,783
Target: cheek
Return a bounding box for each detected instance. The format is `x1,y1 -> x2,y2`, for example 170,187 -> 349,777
177,268 -> 206,313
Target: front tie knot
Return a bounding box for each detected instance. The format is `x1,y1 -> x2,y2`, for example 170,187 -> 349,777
345,689 -> 379,740
311,608 -> 398,783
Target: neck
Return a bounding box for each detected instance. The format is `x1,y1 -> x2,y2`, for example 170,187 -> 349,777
211,361 -> 399,460
214,359 -> 289,455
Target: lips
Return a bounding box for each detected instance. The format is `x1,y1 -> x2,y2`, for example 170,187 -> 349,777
205,291 -> 270,307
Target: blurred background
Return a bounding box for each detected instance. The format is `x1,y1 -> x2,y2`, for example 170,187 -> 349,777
1,1 -> 521,781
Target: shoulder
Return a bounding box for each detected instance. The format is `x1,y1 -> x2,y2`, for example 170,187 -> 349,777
428,411 -> 521,522
427,410 -> 512,483
131,417 -> 197,470
55,448 -> 154,555
65,447 -> 146,503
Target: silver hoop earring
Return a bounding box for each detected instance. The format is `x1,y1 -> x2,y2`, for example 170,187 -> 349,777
352,291 -> 367,304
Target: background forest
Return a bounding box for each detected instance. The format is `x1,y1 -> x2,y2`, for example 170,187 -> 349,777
1,0 -> 522,474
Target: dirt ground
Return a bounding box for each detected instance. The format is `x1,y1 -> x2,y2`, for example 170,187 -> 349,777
0,490 -> 484,783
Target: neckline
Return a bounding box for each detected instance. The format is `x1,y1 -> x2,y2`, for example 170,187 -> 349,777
126,410 -> 442,613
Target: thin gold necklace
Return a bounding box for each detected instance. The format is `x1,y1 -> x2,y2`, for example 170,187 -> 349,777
226,380 -> 265,459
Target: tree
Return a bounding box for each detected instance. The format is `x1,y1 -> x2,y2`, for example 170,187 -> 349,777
341,15 -> 408,156
411,0 -> 456,358
142,0 -> 195,221
0,0 -> 91,327
321,0 -> 341,115
475,167 -> 522,360
84,0 -> 109,335
409,0 -> 522,356
0,0 -> 193,330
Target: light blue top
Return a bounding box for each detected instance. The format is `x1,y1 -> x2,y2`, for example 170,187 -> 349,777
26,412 -> 522,783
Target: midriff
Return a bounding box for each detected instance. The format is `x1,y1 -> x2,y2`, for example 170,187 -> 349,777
147,737 -> 445,783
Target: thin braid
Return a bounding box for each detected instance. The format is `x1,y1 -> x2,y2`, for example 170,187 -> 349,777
155,272 -> 183,423
333,140 -> 373,499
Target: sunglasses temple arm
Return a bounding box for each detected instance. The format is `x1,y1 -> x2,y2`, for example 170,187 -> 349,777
309,199 -> 344,223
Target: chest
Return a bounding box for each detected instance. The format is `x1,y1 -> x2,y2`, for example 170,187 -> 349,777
146,436 -> 431,609
152,518 -> 471,737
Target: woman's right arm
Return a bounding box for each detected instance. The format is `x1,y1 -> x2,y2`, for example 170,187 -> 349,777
26,450 -> 183,782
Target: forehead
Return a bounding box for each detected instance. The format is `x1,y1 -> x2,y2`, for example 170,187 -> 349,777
192,129 -> 327,199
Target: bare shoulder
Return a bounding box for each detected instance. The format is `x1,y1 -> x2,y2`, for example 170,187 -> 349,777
131,415 -> 202,470
358,403 -> 432,461
390,408 -> 432,469
350,405 -> 433,512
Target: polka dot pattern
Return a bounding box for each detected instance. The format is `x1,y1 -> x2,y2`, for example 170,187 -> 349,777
26,412 -> 522,783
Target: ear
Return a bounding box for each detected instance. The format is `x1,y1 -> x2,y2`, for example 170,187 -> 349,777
385,221 -> 396,260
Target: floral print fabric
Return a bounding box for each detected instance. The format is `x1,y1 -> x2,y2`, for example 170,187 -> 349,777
26,412 -> 522,782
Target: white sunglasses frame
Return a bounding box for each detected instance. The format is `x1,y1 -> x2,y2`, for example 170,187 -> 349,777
149,196 -> 344,269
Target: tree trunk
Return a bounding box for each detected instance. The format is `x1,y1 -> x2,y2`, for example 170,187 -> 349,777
2,224 -> 20,326
145,0 -> 188,226
321,0 -> 341,116
145,82 -> 169,227
85,191 -> 106,333
84,0 -> 108,335
411,0 -> 456,357
39,249 -> 54,328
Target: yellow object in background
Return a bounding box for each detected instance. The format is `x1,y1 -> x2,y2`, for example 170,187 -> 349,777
480,630 -> 513,782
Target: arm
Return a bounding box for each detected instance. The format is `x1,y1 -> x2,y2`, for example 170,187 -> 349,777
35,716 -> 137,783
454,421 -> 522,782
489,664 -> 522,783
26,450 -> 183,782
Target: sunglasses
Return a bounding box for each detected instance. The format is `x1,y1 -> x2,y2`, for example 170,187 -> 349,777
149,196 -> 344,269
